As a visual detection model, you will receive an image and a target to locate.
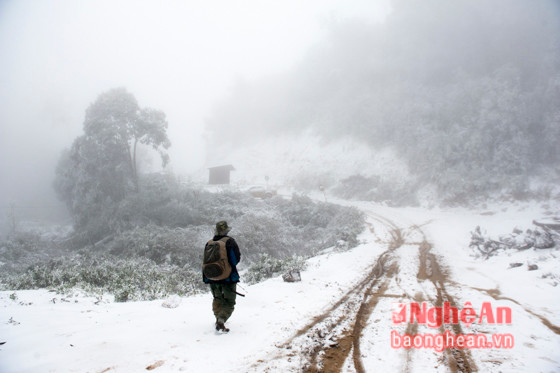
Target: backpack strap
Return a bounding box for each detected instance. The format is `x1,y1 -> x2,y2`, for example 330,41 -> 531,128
208,237 -> 230,245
219,237 -> 235,265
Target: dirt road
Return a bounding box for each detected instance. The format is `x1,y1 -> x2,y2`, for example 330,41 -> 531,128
250,208 -> 560,372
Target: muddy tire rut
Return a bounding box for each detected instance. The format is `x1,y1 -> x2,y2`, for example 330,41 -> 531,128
247,219 -> 404,373
298,229 -> 402,373
252,212 -> 547,373
303,218 -> 479,373
417,241 -> 476,373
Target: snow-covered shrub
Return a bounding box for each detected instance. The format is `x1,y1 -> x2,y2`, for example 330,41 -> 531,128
470,223 -> 559,259
64,175 -> 209,247
0,231 -> 44,262
234,213 -> 292,261
332,175 -> 379,200
113,177 -> 253,230
237,195 -> 364,282
237,194 -> 365,261
270,194 -> 339,229
277,194 -> 337,227
332,175 -> 418,206
0,231 -> 67,272
245,253 -> 307,284
110,224 -> 208,267
324,207 -> 364,249
1,184 -> 366,298
0,254 -> 204,301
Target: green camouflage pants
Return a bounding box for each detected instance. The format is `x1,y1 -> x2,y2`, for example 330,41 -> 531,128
210,283 -> 237,322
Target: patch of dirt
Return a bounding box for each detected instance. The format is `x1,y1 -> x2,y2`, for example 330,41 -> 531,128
146,360 -> 165,370
404,321 -> 419,371
298,254 -> 395,373
298,228 -> 403,373
416,240 -> 477,373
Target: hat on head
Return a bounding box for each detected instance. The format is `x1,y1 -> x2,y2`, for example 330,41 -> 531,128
215,221 -> 231,235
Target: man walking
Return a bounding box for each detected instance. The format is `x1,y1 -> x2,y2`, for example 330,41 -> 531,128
202,221 -> 241,332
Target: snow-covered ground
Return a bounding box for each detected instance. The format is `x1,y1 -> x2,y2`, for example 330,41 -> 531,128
363,202 -> 560,373
1,201 -> 559,372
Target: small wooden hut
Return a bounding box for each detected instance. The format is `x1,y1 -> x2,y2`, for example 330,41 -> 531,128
208,164 -> 235,185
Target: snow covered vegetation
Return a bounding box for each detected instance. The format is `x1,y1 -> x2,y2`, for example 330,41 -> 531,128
470,219 -> 560,259
205,1 -> 560,207
0,178 -> 364,301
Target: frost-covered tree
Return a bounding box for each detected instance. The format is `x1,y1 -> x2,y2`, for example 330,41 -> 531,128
82,88 -> 171,191
54,88 -> 171,235
206,0 -> 560,203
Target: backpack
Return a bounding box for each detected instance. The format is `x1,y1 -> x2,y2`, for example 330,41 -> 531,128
203,237 -> 231,281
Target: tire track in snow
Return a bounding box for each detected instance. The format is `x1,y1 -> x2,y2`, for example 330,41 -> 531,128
300,228 -> 402,373
247,214 -> 403,373
416,240 -> 477,373
296,214 -> 404,372
251,210 -> 480,373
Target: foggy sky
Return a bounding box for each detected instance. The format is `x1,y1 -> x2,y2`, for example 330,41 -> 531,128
0,0 -> 391,213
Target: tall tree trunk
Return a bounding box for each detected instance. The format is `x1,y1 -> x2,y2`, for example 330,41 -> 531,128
132,138 -> 139,192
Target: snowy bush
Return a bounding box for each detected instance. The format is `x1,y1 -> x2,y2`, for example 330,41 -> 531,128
0,231 -> 67,272
236,194 -> 365,261
239,195 -> 364,283
109,224 -> 208,268
113,177 -> 253,230
331,174 -> 418,206
0,255 -> 204,301
1,184 -> 365,300
234,213 -> 292,261
470,222 -> 560,259
324,206 -> 364,249
245,253 -> 308,284
332,175 -> 379,200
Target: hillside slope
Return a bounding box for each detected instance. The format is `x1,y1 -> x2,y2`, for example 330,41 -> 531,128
1,200 -> 559,372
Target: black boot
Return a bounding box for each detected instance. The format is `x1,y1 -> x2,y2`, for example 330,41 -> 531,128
215,319 -> 229,332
